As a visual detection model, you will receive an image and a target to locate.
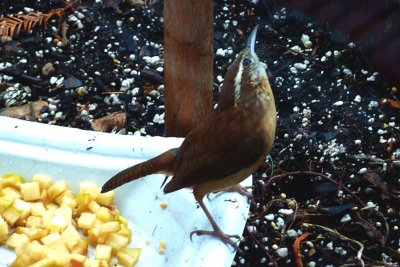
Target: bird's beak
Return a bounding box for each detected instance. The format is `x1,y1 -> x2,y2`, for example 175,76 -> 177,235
246,25 -> 259,58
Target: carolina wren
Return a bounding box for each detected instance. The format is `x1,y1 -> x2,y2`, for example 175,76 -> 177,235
102,25 -> 276,250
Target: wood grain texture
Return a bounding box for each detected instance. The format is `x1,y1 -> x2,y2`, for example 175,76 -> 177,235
164,0 -> 213,137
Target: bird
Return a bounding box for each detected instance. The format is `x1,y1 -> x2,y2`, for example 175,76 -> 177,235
101,25 -> 276,251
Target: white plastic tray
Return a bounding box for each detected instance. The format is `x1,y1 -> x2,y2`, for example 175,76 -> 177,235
0,116 -> 250,267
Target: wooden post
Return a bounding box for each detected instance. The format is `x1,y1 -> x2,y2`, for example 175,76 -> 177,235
164,0 -> 214,137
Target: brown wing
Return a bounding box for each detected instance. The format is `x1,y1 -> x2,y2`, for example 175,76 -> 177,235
163,107 -> 267,193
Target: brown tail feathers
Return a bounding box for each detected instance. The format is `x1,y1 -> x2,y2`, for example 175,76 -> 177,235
101,148 -> 178,193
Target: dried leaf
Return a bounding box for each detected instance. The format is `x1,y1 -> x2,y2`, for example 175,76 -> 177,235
0,100 -> 48,120
91,111 -> 126,132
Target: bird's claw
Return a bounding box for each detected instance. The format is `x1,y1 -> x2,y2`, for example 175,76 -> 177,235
190,229 -> 242,253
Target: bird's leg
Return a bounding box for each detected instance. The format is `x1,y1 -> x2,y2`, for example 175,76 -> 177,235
190,195 -> 242,252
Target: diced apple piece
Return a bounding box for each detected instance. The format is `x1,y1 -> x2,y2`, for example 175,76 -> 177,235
96,207 -> 112,222
20,182 -> 41,201
47,239 -> 69,253
158,240 -> 167,254
0,215 -> 9,242
48,207 -> 72,232
70,253 -> 86,265
1,173 -> 25,188
123,248 -> 141,266
88,227 -> 101,246
32,173 -> 52,190
79,181 -> 100,199
2,204 -> 22,225
96,190 -> 115,207
117,224 -> 131,242
15,226 -> 30,235
48,214 -> 69,232
28,228 -> 50,241
45,203 -> 58,211
100,221 -> 120,235
10,253 -> 32,267
21,241 -> 47,262
105,233 -> 129,254
0,196 -> 13,213
31,252 -> 69,267
115,214 -> 128,226
1,186 -> 22,201
13,198 -> 32,222
41,210 -> 53,227
26,216 -> 42,228
31,202 -> 46,216
96,244 -> 112,261
78,212 -> 96,229
117,250 -> 138,267
61,224 -> 81,250
6,232 -> 29,249
55,189 -> 74,205
47,180 -> 67,200
60,196 -> 77,209
41,232 -> 61,245
71,238 -> 88,255
88,200 -> 101,213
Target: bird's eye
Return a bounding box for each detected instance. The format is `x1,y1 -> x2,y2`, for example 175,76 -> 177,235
242,58 -> 252,67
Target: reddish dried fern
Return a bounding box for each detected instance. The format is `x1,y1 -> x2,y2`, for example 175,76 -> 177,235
0,0 -> 80,41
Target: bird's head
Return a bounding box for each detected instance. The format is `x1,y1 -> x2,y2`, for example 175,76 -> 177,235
219,25 -> 270,109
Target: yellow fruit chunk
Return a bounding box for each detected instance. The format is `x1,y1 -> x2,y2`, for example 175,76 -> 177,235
1,173 -> 25,188
6,232 -> 29,249
105,233 -> 129,254
13,198 -> 32,223
0,196 -> 14,213
20,182 -> 41,201
41,232 -> 61,245
159,201 -> 168,209
47,180 -> 67,200
78,212 -> 96,229
32,173 -> 52,190
96,190 -> 115,207
117,248 -> 141,267
95,244 -> 112,261
96,207 -> 112,222
158,240 -> 167,254
0,215 -> 9,241
1,187 -> 22,201
100,221 -> 120,235
31,202 -> 46,216
2,205 -> 22,225
61,223 -> 81,250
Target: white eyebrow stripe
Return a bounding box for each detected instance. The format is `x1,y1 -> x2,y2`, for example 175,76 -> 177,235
234,58 -> 243,105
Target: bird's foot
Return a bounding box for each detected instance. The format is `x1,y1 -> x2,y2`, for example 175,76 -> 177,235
190,229 -> 242,253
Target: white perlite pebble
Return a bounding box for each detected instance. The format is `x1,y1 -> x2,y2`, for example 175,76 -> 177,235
333,101 -> 343,106
354,140 -> 361,145
301,34 -> 312,48
354,95 -> 361,103
358,168 -> 368,174
294,63 -> 307,70
276,248 -> 288,258
216,48 -> 226,57
153,113 -> 165,124
278,209 -> 293,215
50,77 -> 58,85
265,214 -> 275,221
340,214 -> 352,223
286,229 -> 298,238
